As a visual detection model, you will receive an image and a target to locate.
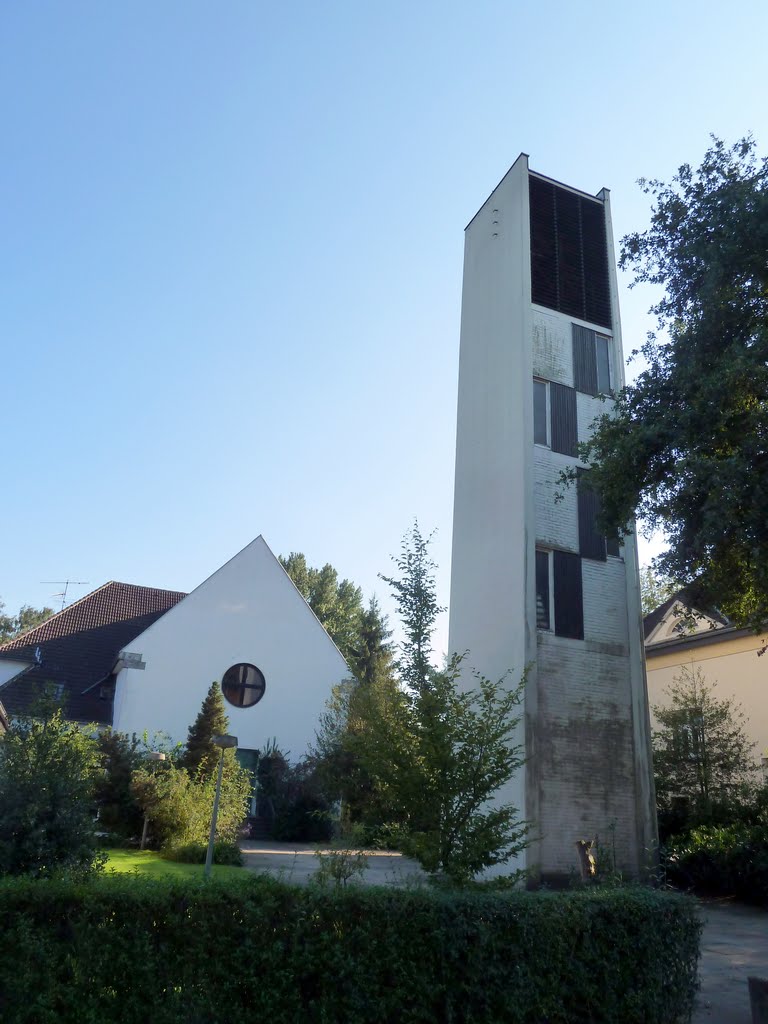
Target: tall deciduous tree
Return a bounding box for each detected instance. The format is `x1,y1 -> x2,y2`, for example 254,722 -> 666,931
639,566 -> 679,617
578,137 -> 768,631
0,599 -> 55,645
280,552 -> 364,666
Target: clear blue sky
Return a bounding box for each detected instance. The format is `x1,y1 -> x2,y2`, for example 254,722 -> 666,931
2,0 -> 766,657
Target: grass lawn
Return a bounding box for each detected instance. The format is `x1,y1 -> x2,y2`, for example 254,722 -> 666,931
105,849 -> 244,880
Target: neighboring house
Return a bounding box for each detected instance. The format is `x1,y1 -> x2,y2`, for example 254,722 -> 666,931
448,155 -> 655,882
0,536 -> 349,765
644,594 -> 768,774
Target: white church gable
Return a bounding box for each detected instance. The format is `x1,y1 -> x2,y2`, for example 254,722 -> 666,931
112,536 -> 349,759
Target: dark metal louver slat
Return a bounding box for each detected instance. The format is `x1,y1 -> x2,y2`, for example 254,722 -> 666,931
555,188 -> 585,321
577,469 -> 607,561
549,382 -> 578,457
581,199 -> 612,329
573,324 -> 598,396
553,550 -> 584,639
529,177 -> 558,311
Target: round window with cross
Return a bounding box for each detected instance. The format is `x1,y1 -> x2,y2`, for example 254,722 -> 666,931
221,663 -> 266,709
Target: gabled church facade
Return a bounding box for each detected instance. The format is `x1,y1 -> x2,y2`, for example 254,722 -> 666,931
0,537 -> 349,763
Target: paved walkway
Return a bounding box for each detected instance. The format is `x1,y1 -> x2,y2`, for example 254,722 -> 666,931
239,840 -> 425,886
240,847 -> 767,1021
694,900 -> 768,1023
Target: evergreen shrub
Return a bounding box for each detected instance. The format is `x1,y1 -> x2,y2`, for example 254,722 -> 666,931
663,824 -> 768,905
0,876 -> 701,1024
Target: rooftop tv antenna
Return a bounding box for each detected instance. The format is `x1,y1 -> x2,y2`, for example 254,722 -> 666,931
40,580 -> 89,611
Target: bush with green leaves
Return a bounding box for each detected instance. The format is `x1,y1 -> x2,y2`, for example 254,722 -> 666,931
162,840 -> 243,866
93,729 -> 144,838
0,876 -> 701,1024
663,823 -> 768,904
0,699 -> 102,878
130,757 -> 251,851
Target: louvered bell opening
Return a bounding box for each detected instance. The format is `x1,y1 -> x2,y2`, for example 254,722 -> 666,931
581,199 -> 612,329
529,175 -> 613,331
529,176 -> 559,311
555,188 -> 585,321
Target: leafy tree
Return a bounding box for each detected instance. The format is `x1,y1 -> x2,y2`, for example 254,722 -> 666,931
280,552 -> 364,665
0,599 -> 55,645
344,522 -> 529,881
130,759 -> 250,850
312,666 -> 404,830
379,522 -> 444,693
352,656 -> 529,881
576,137 -> 768,632
639,565 -> 679,616
181,681 -> 230,779
652,667 -> 758,825
0,696 -> 101,876
132,686 -> 251,850
94,730 -> 144,837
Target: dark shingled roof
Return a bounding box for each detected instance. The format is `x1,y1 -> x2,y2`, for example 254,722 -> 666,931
643,589 -> 730,642
0,582 -> 186,724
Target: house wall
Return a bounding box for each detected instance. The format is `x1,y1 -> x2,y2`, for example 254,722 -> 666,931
112,537 -> 349,760
646,634 -> 768,763
0,660 -> 30,687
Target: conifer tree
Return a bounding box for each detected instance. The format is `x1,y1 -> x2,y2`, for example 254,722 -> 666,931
348,596 -> 395,687
182,682 -> 230,779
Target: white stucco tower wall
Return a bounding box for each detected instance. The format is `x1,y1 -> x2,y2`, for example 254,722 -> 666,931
448,154 -> 534,873
449,157 -> 656,882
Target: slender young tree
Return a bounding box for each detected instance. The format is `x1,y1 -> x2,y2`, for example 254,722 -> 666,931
379,522 -> 444,693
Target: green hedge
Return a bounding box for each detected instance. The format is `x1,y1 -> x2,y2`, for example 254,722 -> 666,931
663,824 -> 768,905
0,875 -> 701,1024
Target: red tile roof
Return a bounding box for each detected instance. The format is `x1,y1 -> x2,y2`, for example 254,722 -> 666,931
0,582 -> 186,724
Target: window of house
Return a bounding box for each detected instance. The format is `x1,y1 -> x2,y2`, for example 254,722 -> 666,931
221,664 -> 266,709
536,549 -> 584,639
573,324 -> 613,397
533,379 -> 578,456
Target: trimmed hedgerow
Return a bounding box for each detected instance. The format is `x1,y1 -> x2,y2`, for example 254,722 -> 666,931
0,875 -> 700,1024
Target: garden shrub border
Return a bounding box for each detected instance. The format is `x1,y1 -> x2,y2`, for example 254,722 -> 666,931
0,875 -> 701,1024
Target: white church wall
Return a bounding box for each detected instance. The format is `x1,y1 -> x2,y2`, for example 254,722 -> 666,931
112,537 -> 349,760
